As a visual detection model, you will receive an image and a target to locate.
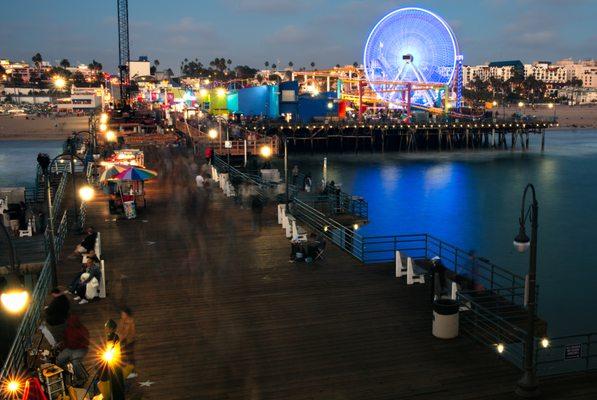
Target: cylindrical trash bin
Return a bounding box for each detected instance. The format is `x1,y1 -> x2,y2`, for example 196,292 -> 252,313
432,299 -> 459,339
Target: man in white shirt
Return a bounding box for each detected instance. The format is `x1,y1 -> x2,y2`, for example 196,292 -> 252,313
196,174 -> 205,188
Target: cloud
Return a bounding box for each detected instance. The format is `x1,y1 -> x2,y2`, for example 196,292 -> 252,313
265,25 -> 312,45
519,31 -> 555,46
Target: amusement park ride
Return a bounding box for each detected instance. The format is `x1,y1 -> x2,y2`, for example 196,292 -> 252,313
293,8 -> 467,122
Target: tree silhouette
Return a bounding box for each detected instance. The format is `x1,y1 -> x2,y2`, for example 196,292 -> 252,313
32,53 -> 43,68
60,59 -> 71,68
271,63 -> 277,71
154,59 -> 160,67
310,61 -> 315,68
288,61 -> 294,69
353,62 -> 359,68
264,61 -> 270,68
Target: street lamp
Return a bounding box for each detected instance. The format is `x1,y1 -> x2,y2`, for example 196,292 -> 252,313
3,378 -> 22,398
100,113 -> 109,125
259,145 -> 272,159
513,183 -> 540,398
49,150 -> 89,234
208,128 -> 218,140
0,224 -> 28,315
79,185 -> 95,202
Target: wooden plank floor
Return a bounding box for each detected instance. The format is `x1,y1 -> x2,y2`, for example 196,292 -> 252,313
55,149 -> 597,400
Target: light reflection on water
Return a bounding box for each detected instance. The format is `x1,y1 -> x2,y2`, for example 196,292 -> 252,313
287,130 -> 597,336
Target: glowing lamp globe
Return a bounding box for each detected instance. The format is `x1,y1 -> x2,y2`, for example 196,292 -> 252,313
1,290 -> 29,314
259,145 -> 272,158
208,129 -> 218,139
79,185 -> 94,202
363,7 -> 459,107
513,229 -> 530,253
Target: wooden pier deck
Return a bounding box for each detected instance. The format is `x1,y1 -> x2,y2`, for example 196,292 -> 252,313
54,149 -> 596,399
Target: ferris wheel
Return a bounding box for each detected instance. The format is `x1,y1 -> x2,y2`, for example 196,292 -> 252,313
363,7 -> 460,107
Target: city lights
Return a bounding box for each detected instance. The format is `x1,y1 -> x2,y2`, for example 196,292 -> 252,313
208,129 -> 218,139
216,87 -> 226,97
53,76 -> 66,89
496,343 -> 505,354
105,130 -> 117,142
100,113 -> 109,124
99,123 -> 108,132
541,338 -> 550,348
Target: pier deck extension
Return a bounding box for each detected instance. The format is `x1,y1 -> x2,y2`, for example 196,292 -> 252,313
56,150 -> 596,399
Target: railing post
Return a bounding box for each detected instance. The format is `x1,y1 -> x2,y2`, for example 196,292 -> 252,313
424,235 -> 428,259
454,248 -> 458,275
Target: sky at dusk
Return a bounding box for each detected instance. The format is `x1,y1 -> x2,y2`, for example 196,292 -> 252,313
1,0 -> 595,73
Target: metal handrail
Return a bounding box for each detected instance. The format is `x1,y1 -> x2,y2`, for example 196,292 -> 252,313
536,332 -> 597,376
0,211 -> 69,382
290,198 -> 365,260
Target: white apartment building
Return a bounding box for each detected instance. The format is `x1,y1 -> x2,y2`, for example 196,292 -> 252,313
524,62 -> 570,83
556,59 -> 597,88
462,59 -> 596,88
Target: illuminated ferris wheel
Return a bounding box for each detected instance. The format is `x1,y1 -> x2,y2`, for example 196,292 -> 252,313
363,7 -> 460,107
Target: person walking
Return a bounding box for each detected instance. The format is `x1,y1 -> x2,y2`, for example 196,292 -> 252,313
303,172 -> 312,193
118,307 -> 137,379
292,165 -> 299,186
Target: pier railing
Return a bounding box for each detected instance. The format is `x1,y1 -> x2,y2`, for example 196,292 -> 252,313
361,234 -> 527,298
457,290 -> 528,370
536,332 -> 597,376
290,198 -> 366,260
0,210 -> 69,382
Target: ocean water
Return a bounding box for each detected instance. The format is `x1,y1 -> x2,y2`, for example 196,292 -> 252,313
285,130 -> 597,336
0,140 -> 63,187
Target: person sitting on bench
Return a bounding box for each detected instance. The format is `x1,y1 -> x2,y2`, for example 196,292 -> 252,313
72,257 -> 101,304
71,227 -> 97,258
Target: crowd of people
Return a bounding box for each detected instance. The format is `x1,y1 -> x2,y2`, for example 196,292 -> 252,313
39,225 -> 137,394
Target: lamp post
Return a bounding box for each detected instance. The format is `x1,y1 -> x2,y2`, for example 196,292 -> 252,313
513,183 -> 540,398
0,223 -> 29,316
37,154 -> 58,287
51,149 -> 84,234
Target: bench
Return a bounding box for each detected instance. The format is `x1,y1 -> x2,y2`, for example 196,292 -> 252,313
94,232 -> 102,259
99,259 -> 106,299
406,257 -> 425,285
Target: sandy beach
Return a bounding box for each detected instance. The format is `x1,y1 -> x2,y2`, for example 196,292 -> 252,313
0,115 -> 89,140
500,104 -> 597,129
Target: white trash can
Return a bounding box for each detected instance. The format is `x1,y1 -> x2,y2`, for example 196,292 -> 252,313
432,299 -> 459,339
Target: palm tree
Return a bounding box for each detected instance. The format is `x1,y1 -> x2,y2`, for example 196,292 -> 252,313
310,61 -> 315,68
353,62 -> 359,68
264,61 -> 270,68
288,61 -> 294,69
271,63 -> 277,71
335,64 -> 341,68
32,53 -> 43,68
60,59 -> 70,68
154,59 -> 160,68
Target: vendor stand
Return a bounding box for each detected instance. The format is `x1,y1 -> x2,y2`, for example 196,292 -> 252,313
108,166 -> 158,219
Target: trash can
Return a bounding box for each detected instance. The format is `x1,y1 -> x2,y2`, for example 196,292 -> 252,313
432,299 -> 459,339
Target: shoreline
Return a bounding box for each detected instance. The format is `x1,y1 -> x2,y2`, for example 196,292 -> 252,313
0,114 -> 89,141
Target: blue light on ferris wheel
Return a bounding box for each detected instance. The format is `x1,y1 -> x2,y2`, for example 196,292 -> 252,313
363,7 -> 460,107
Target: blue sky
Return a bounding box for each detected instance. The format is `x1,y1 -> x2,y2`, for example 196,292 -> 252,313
1,0 -> 595,73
